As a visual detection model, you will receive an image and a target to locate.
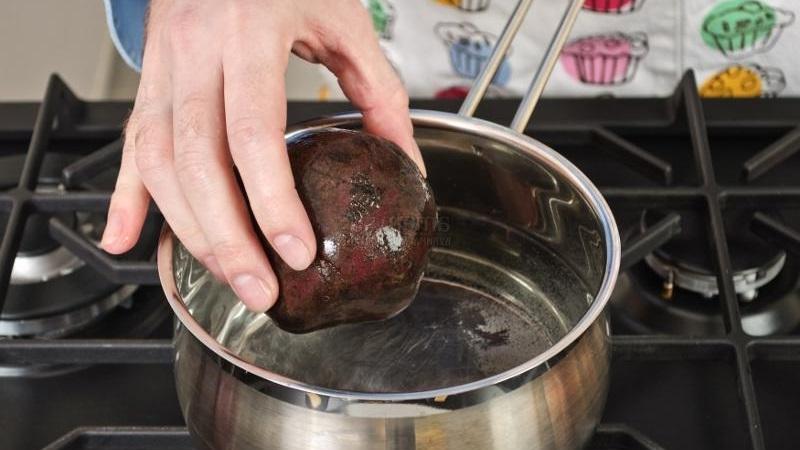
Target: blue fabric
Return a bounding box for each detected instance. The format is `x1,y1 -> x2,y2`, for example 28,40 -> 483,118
103,0 -> 148,72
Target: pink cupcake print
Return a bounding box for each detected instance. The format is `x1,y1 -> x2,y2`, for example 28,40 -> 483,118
583,0 -> 645,14
560,32 -> 648,85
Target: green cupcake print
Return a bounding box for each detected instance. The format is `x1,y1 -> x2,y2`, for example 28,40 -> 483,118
367,0 -> 396,40
701,0 -> 794,59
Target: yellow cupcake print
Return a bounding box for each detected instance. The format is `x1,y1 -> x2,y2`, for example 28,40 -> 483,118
700,64 -> 786,98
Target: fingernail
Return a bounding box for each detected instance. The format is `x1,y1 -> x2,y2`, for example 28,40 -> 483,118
101,210 -> 123,251
232,274 -> 274,312
274,234 -> 313,271
203,256 -> 224,280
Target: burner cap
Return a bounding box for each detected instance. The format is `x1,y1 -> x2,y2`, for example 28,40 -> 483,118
612,255 -> 800,336
18,210 -> 76,256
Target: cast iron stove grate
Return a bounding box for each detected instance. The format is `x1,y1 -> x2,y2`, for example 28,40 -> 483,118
1,72 -> 799,450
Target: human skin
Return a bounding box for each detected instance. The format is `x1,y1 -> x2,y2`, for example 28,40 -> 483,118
99,0 -> 426,312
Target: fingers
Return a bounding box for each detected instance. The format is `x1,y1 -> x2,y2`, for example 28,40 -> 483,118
222,28 -> 317,272
101,116 -> 151,254
134,107 -> 223,275
314,7 -> 425,176
170,18 -> 278,312
127,30 -> 221,280
133,104 -> 225,281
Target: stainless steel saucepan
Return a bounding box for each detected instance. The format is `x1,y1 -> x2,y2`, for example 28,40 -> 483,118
157,0 -> 621,448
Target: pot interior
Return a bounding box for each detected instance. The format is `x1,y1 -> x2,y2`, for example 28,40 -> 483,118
170,116 -> 614,394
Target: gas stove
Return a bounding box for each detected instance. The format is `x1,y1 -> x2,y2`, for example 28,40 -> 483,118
1,73 -> 799,450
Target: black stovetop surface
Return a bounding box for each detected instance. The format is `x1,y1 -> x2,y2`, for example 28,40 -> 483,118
1,73 -> 799,450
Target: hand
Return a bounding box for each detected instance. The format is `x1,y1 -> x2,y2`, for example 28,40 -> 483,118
100,0 -> 425,312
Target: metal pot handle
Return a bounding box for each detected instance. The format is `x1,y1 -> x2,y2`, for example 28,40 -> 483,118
457,0 -> 584,133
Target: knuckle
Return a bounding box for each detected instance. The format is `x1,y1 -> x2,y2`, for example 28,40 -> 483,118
227,117 -> 285,155
306,18 -> 329,43
312,25 -> 344,62
181,245 -> 214,269
211,240 -> 250,266
227,117 -> 261,149
133,123 -> 168,175
361,81 -> 407,115
387,85 -> 409,109
353,5 -> 375,32
248,185 -> 302,227
109,189 -> 132,207
174,97 -> 216,141
226,0 -> 256,27
180,228 -> 210,257
112,167 -> 142,193
254,187 -> 293,211
174,150 -> 213,188
291,40 -> 318,63
168,7 -> 201,50
135,82 -> 160,107
134,148 -> 165,179
122,114 -> 138,149
324,33 -> 345,59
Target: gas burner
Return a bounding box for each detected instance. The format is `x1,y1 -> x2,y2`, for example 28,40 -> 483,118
641,210 -> 786,302
612,260 -> 800,336
0,151 -> 162,339
0,208 -> 160,338
612,210 -> 800,336
644,249 -> 786,302
11,187 -> 86,286
11,245 -> 85,284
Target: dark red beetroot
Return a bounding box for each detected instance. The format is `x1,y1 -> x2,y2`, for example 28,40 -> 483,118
261,129 -> 436,333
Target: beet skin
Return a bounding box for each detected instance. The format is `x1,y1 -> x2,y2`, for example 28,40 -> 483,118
262,129 -> 436,333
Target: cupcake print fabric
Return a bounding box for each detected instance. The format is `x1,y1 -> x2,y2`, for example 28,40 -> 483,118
583,0 -> 646,14
436,22 -> 512,86
561,32 -> 649,85
688,0 -> 797,98
367,0 -> 397,40
699,64 -> 786,97
701,0 -> 794,59
312,0 -> 799,100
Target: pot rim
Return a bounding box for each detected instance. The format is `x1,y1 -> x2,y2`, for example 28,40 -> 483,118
158,109 -> 621,402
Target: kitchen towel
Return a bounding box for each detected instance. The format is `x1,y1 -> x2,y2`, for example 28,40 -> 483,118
343,0 -> 800,98
104,0 -> 800,98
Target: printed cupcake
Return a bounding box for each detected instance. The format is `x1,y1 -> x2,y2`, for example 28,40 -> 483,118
366,0 -> 396,40
436,0 -> 491,12
700,64 -> 786,98
560,32 -> 648,85
436,22 -> 511,86
701,0 -> 794,59
583,0 -> 645,14
435,86 -> 470,100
